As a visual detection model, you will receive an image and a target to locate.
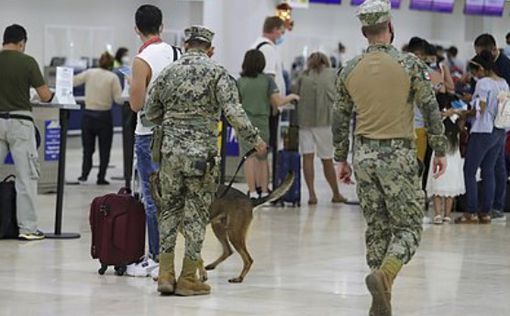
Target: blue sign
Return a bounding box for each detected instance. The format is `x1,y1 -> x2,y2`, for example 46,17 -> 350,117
3,153 -> 14,165
226,126 -> 239,157
45,120 -> 60,161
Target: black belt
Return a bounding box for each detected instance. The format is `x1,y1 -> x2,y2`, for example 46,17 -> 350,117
0,113 -> 34,122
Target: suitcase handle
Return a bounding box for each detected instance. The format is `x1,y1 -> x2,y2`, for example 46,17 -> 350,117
118,187 -> 132,195
1,175 -> 15,183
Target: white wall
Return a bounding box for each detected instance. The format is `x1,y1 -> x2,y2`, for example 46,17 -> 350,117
0,0 -> 202,67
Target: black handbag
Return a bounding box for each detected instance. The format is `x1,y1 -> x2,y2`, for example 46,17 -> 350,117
0,175 -> 18,239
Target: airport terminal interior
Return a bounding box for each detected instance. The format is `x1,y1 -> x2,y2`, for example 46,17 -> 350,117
1,0 -> 510,315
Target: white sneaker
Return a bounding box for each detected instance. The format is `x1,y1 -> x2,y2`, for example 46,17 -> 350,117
126,258 -> 159,277
151,266 -> 159,281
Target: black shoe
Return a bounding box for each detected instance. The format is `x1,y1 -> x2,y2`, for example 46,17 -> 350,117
97,179 -> 110,185
18,230 -> 45,241
78,176 -> 87,182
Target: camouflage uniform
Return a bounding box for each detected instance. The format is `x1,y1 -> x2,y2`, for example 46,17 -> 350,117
145,27 -> 263,261
332,44 -> 447,269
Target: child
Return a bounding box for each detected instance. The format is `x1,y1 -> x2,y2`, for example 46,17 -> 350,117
426,108 -> 466,224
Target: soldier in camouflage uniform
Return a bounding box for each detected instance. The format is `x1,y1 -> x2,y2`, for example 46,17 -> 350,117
145,25 -> 266,296
331,1 -> 447,315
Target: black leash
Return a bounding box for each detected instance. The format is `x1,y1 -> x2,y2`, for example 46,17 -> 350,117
219,148 -> 256,198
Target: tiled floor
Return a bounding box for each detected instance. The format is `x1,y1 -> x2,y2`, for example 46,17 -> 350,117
1,135 -> 509,316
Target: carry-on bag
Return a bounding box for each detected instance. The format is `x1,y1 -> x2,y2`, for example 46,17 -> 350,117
276,150 -> 301,206
0,175 -> 18,239
89,187 -> 145,275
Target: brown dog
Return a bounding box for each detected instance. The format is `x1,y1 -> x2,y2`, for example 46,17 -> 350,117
150,172 -> 294,283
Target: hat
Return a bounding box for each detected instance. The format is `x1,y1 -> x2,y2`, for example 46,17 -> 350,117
356,0 -> 392,26
184,25 -> 214,43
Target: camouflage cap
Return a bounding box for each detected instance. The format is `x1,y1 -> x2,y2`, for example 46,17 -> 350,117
356,0 -> 392,26
184,25 -> 215,43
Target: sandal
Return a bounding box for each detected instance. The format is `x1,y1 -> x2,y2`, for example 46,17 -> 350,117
454,214 -> 479,224
478,213 -> 492,224
433,215 -> 443,225
443,216 -> 452,224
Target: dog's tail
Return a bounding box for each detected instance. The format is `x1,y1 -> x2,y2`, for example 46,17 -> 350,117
252,172 -> 295,207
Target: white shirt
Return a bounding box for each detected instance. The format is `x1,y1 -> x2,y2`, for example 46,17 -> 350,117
135,42 -> 180,135
251,36 -> 285,96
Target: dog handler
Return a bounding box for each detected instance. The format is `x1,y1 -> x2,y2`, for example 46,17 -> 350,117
331,1 -> 447,315
145,25 -> 266,296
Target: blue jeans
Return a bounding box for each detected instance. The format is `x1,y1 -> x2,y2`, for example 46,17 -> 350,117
464,129 -> 506,214
135,135 -> 159,258
493,145 -> 507,211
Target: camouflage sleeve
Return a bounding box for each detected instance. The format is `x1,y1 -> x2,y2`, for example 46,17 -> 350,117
332,71 -> 354,162
145,74 -> 165,126
216,73 -> 264,148
410,58 -> 447,157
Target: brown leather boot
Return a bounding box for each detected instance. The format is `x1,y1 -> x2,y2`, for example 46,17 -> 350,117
175,257 -> 211,296
366,270 -> 392,316
157,253 -> 175,295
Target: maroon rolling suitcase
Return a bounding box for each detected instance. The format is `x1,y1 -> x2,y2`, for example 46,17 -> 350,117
89,187 -> 145,275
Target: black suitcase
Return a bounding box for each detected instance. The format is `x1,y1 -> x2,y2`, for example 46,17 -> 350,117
0,175 -> 19,239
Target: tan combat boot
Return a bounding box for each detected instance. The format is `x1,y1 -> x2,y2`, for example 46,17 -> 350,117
367,270 -> 392,316
157,252 -> 176,295
175,257 -> 211,296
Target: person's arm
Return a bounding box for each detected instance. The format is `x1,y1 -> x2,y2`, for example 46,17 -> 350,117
111,75 -> 124,104
144,74 -> 165,126
129,57 -> 151,112
332,71 -> 355,183
412,59 -> 447,177
441,62 -> 455,94
270,93 -> 299,108
29,58 -> 53,102
73,71 -> 87,87
216,72 -> 265,153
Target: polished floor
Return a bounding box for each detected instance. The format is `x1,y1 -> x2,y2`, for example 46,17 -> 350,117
1,135 -> 509,316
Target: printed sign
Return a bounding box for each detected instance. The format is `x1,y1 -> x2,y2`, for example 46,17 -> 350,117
465,0 -> 504,16
55,67 -> 76,104
44,120 -> 60,161
410,0 -> 433,10
311,0 -> 341,4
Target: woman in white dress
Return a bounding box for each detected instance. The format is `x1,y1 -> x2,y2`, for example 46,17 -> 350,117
426,109 -> 466,224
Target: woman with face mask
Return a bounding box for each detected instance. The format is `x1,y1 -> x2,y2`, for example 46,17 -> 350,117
114,47 -> 129,69
455,50 -> 510,224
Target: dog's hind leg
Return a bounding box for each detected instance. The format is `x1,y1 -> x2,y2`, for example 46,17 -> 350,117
205,219 -> 233,271
227,229 -> 253,284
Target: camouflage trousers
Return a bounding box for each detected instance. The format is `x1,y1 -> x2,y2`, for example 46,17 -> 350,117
353,137 -> 424,270
158,153 -> 216,260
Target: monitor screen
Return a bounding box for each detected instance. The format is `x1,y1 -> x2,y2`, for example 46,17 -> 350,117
465,0 -> 505,16
410,0 -> 433,11
432,0 -> 455,13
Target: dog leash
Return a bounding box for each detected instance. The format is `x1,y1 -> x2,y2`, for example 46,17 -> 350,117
219,148 -> 256,198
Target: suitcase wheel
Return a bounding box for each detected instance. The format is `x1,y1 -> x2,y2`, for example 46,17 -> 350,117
114,265 -> 127,276
98,264 -> 108,275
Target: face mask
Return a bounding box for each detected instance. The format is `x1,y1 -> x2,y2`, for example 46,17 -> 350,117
121,56 -> 130,66
276,35 -> 285,46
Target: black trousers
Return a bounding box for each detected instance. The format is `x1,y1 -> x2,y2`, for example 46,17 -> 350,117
81,110 -> 113,180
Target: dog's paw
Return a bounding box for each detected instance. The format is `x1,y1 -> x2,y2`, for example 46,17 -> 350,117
228,277 -> 243,283
205,264 -> 216,271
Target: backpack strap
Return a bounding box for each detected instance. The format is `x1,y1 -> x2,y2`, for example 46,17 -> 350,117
256,41 -> 271,50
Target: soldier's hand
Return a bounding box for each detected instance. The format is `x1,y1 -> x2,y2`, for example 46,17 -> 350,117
432,156 -> 447,179
255,142 -> 267,156
337,161 -> 353,184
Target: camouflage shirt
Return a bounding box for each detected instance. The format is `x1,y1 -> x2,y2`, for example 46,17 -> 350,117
145,49 -> 263,158
332,44 -> 447,161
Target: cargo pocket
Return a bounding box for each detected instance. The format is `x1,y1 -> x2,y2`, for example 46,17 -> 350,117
28,152 -> 40,180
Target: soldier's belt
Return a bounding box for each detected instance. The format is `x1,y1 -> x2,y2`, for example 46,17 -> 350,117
357,137 -> 414,148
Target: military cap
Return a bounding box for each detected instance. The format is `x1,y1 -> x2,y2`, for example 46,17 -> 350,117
184,25 -> 215,43
356,0 -> 392,26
